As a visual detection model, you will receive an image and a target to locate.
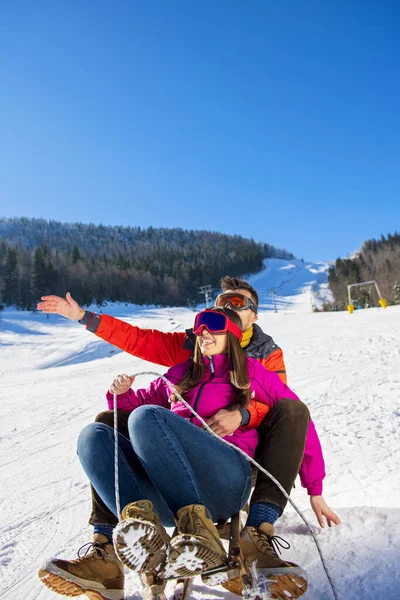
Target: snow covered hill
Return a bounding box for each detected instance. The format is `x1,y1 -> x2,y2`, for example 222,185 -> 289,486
1,261 -> 399,600
246,258 -> 333,313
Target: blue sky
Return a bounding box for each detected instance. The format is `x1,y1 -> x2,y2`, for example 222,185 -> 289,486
0,1 -> 399,262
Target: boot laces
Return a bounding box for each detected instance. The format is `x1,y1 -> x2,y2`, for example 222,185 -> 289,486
253,529 -> 290,557
178,507 -> 202,535
126,506 -> 140,519
77,541 -> 109,560
126,503 -> 153,522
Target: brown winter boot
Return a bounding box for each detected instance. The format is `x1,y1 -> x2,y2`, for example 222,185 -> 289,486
167,504 -> 227,578
113,500 -> 170,576
222,523 -> 308,599
38,534 -> 124,600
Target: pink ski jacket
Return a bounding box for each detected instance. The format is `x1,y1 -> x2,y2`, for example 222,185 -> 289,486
106,354 -> 326,495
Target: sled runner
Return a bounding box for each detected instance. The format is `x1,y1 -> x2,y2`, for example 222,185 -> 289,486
138,511 -> 247,600
139,511 -> 307,600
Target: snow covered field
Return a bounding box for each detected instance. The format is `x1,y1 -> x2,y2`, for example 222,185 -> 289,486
1,259 -> 399,600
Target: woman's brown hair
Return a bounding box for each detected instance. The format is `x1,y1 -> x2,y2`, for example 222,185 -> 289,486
171,307 -> 251,409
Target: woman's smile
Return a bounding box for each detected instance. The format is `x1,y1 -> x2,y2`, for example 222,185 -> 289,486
199,331 -> 227,355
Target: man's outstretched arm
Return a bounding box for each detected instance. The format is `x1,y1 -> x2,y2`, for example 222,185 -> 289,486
38,293 -> 191,368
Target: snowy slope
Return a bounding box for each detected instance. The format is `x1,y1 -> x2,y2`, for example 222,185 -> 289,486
246,258 -> 333,313
1,263 -> 399,600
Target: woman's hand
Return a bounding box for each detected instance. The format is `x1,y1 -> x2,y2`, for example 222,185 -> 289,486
109,374 -> 135,395
205,409 -> 242,437
37,292 -> 85,320
310,495 -> 341,528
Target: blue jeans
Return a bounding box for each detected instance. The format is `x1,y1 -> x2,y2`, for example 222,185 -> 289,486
77,405 -> 253,527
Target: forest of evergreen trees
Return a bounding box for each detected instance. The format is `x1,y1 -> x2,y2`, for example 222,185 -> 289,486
328,232 -> 400,309
0,217 -> 294,309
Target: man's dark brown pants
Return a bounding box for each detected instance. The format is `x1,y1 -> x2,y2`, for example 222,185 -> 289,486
88,399 -> 310,526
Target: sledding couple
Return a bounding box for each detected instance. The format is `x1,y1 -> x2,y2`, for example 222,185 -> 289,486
37,277 -> 340,600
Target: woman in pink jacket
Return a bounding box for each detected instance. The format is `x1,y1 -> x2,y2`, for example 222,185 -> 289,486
72,308 -> 324,598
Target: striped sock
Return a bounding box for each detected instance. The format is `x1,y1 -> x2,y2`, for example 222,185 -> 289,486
246,502 -> 282,528
93,523 -> 115,543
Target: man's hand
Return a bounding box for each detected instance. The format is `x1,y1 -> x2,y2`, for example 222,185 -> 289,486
205,409 -> 242,438
37,292 -> 85,320
310,496 -> 341,528
109,374 -> 135,395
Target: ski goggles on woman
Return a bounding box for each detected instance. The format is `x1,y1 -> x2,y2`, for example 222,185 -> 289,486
214,292 -> 258,314
193,310 -> 243,342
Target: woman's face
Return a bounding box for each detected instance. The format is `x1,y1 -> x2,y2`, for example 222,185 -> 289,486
197,329 -> 228,356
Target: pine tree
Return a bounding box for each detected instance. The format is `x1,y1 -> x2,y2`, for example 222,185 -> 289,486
31,247 -> 47,303
394,281 -> 400,305
71,245 -> 81,264
31,245 -> 58,303
3,248 -> 19,305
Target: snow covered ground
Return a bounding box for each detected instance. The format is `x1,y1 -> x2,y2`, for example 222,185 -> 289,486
1,258 -> 399,600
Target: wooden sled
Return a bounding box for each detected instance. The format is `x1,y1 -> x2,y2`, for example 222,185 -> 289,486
141,511 -> 249,600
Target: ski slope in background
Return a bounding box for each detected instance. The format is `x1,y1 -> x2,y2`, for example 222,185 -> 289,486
246,258 -> 333,313
1,258 -> 399,600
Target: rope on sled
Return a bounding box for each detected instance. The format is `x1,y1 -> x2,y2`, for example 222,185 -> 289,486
113,403 -> 122,520
113,372 -> 339,600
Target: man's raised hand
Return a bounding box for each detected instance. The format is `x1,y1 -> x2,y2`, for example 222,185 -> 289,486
37,292 -> 85,321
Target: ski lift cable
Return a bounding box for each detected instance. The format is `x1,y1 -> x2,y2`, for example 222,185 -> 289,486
113,372 -> 339,600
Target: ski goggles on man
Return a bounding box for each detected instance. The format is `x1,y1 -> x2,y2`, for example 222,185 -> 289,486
214,292 -> 258,314
193,310 -> 243,342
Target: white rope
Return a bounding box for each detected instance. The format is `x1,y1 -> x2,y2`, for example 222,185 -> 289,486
113,399 -> 121,520
113,371 -> 339,600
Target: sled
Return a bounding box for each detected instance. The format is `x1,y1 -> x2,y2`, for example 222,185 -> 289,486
140,511 -> 249,600
140,509 -> 308,600
39,510 -> 307,600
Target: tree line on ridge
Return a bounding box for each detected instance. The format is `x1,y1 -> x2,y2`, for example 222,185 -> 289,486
0,217 -> 294,309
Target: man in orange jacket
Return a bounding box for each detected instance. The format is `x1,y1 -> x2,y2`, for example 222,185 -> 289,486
84,275 -> 286,429
37,276 -> 339,600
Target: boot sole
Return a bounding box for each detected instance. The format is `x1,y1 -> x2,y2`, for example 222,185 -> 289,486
113,518 -> 169,574
266,571 -> 308,600
167,537 -> 227,578
38,568 -> 124,600
222,567 -> 308,599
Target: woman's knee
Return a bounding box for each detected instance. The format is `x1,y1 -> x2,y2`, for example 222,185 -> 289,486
128,405 -> 171,447
128,404 -> 166,430
77,422 -> 112,458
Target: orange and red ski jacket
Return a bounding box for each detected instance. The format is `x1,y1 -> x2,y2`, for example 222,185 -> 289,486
84,313 -> 287,429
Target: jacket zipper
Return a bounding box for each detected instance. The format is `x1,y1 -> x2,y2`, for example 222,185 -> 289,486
190,356 -> 215,422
